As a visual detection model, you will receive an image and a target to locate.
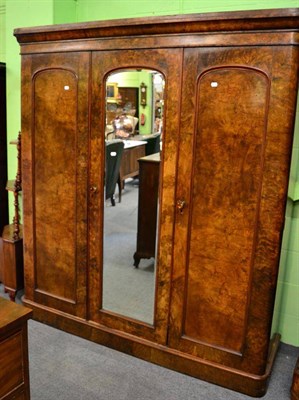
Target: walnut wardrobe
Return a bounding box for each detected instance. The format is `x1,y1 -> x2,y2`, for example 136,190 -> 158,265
14,8 -> 299,397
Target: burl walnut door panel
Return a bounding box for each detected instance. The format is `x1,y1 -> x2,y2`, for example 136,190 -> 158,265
22,53 -> 90,317
169,47 -> 297,374
89,49 -> 182,344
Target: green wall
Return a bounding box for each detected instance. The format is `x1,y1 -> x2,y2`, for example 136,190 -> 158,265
272,100 -> 299,344
0,0 -> 5,61
76,0 -> 299,21
54,0 -> 77,24
2,0 -> 299,346
275,101 -> 299,345
5,0 -> 54,220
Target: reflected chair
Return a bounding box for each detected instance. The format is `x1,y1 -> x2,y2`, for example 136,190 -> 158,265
142,132 -> 161,156
105,140 -> 124,206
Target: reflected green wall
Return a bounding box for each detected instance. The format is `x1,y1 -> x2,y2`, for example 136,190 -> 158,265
2,0 -> 299,346
107,70 -> 153,134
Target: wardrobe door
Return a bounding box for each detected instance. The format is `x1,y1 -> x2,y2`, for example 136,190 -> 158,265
169,47 -> 297,373
89,49 -> 182,344
22,53 -> 90,317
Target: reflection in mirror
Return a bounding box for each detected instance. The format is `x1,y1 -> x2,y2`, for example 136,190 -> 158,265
103,69 -> 165,324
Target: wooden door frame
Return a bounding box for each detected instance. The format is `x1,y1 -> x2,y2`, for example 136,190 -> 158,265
88,48 -> 183,344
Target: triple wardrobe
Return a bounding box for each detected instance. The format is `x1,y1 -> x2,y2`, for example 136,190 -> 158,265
14,8 -> 299,397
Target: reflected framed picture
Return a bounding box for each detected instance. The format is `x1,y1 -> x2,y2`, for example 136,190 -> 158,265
106,82 -> 118,102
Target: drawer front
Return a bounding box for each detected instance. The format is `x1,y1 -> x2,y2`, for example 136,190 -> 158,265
12,392 -> 26,400
0,331 -> 24,398
5,392 -> 26,400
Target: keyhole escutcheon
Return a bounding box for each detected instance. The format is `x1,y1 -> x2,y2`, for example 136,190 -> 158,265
176,199 -> 186,214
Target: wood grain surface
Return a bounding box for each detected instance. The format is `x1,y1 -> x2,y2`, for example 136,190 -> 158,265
16,9 -> 299,396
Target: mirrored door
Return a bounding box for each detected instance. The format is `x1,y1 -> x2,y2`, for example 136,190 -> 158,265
103,68 -> 164,325
88,49 -> 182,344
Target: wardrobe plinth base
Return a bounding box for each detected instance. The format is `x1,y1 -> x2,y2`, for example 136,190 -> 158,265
22,298 -> 279,398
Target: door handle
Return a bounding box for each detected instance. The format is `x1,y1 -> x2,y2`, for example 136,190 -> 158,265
176,199 -> 186,214
90,185 -> 98,195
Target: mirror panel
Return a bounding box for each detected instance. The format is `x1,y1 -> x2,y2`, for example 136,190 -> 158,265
102,69 -> 164,324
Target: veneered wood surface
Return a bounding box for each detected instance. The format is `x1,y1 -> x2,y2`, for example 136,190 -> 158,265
0,297 -> 32,400
169,45 -> 299,375
0,331 -> 24,397
23,299 -> 280,397
16,32 -> 299,59
0,297 -> 32,330
22,52 -> 90,317
184,67 -> 268,352
34,68 -> 77,301
291,356 -> 299,400
16,8 -> 299,397
13,8 -> 299,44
88,48 -> 182,344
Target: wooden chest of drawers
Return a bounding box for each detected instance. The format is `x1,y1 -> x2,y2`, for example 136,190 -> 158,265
134,153 -> 160,267
291,356 -> 299,400
0,297 -> 32,400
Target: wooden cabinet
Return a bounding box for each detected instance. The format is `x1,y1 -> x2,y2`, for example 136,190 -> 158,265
134,153 -> 160,267
0,297 -> 32,400
14,8 -> 299,397
291,356 -> 299,400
